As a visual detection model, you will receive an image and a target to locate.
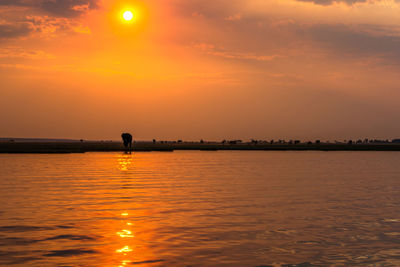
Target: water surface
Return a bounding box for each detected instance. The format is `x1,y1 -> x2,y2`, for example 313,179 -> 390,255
1,151 -> 400,266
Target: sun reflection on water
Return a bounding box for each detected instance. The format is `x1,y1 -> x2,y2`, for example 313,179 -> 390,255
117,229 -> 134,238
116,245 -> 133,253
119,260 -> 132,267
118,154 -> 133,171
115,210 -> 136,266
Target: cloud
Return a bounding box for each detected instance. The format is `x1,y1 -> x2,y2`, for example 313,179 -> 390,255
24,15 -> 79,36
171,0 -> 400,68
194,43 -> 283,61
41,0 -> 99,17
225,13 -> 242,21
0,0 -> 97,40
296,0 -> 367,5
0,46 -> 54,59
0,0 -> 99,17
0,0 -> 32,6
305,23 -> 400,62
295,0 -> 400,6
172,0 -> 243,19
0,23 -> 32,40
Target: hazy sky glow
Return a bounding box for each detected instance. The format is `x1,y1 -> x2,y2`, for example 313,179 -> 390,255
1,0 -> 400,140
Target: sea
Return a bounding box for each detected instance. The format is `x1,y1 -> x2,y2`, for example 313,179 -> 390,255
0,151 -> 400,266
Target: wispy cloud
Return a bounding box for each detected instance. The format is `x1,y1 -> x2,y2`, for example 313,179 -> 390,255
194,43 -> 283,62
225,13 -> 242,21
24,15 -> 90,37
295,0 -> 367,5
0,46 -> 54,59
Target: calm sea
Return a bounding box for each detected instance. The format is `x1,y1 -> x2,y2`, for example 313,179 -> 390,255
1,151 -> 400,266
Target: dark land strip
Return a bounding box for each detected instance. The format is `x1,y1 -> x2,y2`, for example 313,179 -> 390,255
1,141 -> 400,153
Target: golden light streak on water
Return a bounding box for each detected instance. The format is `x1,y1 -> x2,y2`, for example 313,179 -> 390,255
116,246 -> 133,253
117,229 -> 134,238
118,155 -> 133,171
118,260 -> 131,266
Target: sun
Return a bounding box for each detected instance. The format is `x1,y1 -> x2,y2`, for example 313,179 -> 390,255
123,10 -> 134,21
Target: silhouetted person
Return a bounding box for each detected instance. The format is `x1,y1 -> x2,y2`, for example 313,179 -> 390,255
121,133 -> 133,153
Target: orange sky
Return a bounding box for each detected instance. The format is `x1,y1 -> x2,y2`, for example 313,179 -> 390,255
1,0 -> 400,141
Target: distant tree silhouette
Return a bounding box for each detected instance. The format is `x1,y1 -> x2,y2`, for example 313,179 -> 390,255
121,133 -> 133,153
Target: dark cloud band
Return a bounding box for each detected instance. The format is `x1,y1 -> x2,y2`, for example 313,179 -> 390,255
0,0 -> 99,17
0,23 -> 32,40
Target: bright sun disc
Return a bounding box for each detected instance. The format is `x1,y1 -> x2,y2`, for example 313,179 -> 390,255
123,10 -> 133,21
